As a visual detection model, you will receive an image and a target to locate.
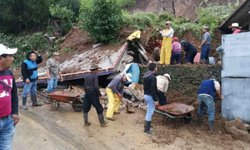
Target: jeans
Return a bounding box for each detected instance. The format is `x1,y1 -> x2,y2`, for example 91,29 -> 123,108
197,95 -> 215,122
144,95 -> 155,121
0,116 -> 15,150
201,44 -> 210,63
47,76 -> 58,93
22,81 -> 37,97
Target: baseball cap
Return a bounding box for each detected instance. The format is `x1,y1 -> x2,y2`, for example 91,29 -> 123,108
164,73 -> 171,80
0,44 -> 17,55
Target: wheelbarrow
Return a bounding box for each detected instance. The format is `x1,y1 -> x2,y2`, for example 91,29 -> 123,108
48,90 -> 83,112
155,102 -> 195,123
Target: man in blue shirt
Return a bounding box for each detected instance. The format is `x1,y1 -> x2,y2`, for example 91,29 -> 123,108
199,26 -> 211,64
21,51 -> 43,110
197,77 -> 223,131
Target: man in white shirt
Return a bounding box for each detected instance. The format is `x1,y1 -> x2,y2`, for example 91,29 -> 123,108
156,73 -> 171,105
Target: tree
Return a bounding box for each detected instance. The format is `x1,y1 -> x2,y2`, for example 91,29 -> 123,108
81,0 -> 123,43
0,0 -> 51,33
0,0 -> 80,34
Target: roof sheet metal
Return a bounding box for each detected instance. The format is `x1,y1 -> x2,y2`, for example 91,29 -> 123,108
222,78 -> 250,122
16,43 -> 128,87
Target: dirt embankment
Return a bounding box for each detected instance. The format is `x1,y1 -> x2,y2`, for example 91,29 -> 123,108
129,0 -> 245,20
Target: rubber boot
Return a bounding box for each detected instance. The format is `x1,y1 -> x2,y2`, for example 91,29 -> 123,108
197,115 -> 202,124
22,97 -> 28,110
208,121 -> 214,132
98,113 -> 108,127
144,121 -> 152,134
31,95 -> 42,106
83,113 -> 91,126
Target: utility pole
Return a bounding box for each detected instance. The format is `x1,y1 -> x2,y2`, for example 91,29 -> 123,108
172,0 -> 176,17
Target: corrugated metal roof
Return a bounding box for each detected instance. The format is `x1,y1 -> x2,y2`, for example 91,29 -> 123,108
16,43 -> 128,87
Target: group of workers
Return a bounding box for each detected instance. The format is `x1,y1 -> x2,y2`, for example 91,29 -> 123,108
126,21 -> 212,65
0,21 -> 243,149
20,51 -> 63,109
128,21 -> 243,67
160,21 -> 212,65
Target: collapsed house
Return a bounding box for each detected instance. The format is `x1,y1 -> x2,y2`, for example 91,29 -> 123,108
16,28 -> 148,87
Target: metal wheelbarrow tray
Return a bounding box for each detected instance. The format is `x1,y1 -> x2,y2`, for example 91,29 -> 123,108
48,90 -> 83,112
155,102 -> 195,123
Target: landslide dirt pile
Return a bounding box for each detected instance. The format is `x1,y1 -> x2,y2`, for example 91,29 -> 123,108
140,65 -> 221,106
60,27 -> 91,52
225,119 -> 250,142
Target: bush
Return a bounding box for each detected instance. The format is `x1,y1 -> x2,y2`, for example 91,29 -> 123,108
0,33 -> 49,67
0,0 -> 51,34
80,0 -> 123,43
53,0 -> 80,21
116,0 -> 135,8
196,4 -> 236,33
49,4 -> 74,35
120,4 -> 237,39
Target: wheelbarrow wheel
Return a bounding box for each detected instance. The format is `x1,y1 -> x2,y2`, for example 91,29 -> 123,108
72,100 -> 83,112
184,113 -> 192,123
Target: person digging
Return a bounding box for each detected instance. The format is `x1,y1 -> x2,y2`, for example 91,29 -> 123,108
197,76 -> 223,132
105,73 -> 132,121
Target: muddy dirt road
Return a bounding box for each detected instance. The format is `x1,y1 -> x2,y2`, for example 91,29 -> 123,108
13,96 -> 250,150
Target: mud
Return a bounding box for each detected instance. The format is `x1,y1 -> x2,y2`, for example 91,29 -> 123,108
14,89 -> 250,150
225,119 -> 250,143
59,27 -> 92,52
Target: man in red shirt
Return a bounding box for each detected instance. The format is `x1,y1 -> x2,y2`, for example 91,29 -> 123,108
229,23 -> 242,34
0,44 -> 19,149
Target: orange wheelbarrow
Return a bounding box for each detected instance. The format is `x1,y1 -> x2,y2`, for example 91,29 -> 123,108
48,90 -> 83,112
155,102 -> 195,123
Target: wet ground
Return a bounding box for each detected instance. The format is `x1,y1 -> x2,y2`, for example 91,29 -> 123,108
13,94 -> 250,150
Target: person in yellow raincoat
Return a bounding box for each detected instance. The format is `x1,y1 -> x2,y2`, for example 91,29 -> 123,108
126,29 -> 143,63
160,21 -> 174,65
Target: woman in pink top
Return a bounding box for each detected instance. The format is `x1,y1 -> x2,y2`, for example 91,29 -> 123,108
171,37 -> 182,64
